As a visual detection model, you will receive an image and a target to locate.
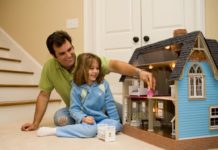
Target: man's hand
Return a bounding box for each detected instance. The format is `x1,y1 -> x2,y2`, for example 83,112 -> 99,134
139,70 -> 156,90
82,116 -> 94,124
108,59 -> 156,90
21,123 -> 38,131
21,91 -> 50,132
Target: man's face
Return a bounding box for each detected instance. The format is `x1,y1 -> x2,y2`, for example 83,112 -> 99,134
53,40 -> 76,70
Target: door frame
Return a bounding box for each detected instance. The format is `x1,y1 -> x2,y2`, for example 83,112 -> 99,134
83,0 -> 97,53
83,0 -> 205,53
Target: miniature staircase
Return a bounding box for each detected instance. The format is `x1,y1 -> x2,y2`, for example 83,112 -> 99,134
0,28 -> 62,125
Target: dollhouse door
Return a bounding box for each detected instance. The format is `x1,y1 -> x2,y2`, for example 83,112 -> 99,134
84,0 -> 205,103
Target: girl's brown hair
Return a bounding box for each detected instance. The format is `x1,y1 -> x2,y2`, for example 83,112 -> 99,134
73,53 -> 104,86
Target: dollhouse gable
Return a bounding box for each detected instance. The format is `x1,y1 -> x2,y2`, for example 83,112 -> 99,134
173,35 -> 218,139
170,33 -> 218,81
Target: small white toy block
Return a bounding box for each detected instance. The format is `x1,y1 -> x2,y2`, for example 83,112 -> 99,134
97,124 -> 116,142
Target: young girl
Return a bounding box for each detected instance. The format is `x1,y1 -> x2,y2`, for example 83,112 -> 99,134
37,53 -> 122,137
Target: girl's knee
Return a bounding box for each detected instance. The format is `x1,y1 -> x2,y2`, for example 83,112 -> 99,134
111,120 -> 123,132
115,122 -> 123,132
83,124 -> 97,137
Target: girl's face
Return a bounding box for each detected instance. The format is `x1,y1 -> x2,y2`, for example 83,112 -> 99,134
87,59 -> 100,85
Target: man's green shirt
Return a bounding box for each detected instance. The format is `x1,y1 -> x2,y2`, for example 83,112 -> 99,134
39,56 -> 110,107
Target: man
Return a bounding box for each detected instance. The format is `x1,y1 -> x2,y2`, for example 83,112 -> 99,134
21,30 -> 155,131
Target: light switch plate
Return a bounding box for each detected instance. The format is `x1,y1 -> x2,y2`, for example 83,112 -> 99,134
66,18 -> 78,29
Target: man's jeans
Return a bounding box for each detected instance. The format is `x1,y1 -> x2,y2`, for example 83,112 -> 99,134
54,107 -> 75,126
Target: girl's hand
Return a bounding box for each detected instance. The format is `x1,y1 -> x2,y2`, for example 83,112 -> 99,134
82,116 -> 94,124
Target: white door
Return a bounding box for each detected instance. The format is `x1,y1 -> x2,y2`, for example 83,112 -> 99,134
85,0 -> 205,58
141,0 -> 205,44
84,0 -> 205,104
93,0 -> 142,61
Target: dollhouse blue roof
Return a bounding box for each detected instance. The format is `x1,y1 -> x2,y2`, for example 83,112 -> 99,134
120,31 -> 218,81
206,39 -> 218,68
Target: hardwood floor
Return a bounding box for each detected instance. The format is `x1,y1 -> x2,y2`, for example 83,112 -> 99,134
140,124 -> 175,139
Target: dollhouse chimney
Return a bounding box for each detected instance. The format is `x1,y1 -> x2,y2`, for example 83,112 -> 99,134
173,29 -> 187,37
171,29 -> 187,55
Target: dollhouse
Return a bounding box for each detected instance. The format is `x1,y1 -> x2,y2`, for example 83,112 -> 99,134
120,31 -> 218,149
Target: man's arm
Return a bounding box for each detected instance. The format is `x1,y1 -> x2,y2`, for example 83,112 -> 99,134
21,91 -> 51,131
108,59 -> 156,90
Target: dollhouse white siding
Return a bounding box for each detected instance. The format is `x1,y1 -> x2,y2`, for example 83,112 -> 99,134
177,62 -> 218,139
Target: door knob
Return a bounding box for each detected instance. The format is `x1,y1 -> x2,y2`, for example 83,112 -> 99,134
143,36 -> 150,42
133,37 -> 139,43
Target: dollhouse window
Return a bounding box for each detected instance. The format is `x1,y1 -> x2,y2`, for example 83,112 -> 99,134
209,106 -> 218,129
188,64 -> 205,98
156,101 -> 164,118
